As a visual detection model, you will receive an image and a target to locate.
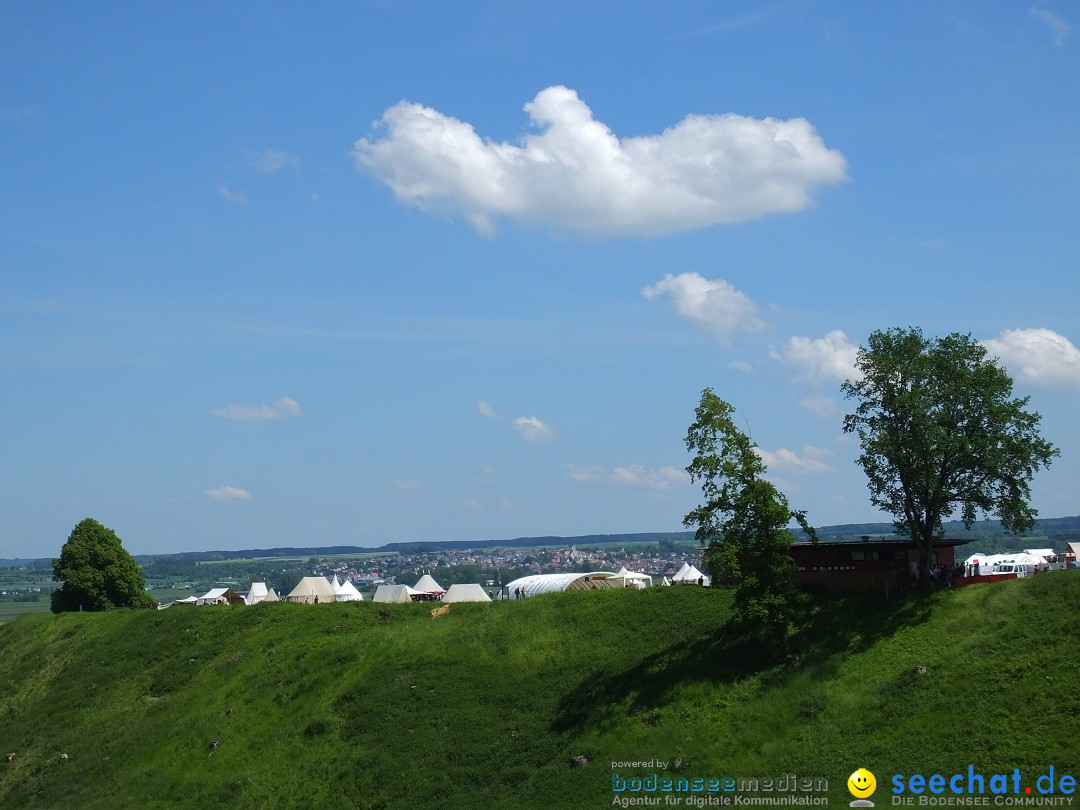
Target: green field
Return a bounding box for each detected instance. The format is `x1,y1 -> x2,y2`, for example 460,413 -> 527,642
1,575 -> 1077,808
0,600 -> 51,623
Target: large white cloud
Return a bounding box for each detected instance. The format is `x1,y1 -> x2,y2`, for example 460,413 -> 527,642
642,272 -> 764,344
779,330 -> 860,384
354,86 -> 847,236
982,328 -> 1080,388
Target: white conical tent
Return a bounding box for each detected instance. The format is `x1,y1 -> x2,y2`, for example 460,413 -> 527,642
413,574 -> 445,594
333,578 -> 364,602
442,583 -> 492,603
286,576 -> 336,604
245,582 -> 279,605
671,564 -> 709,586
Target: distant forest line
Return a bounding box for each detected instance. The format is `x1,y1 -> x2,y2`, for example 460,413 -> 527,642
4,514 -> 1080,569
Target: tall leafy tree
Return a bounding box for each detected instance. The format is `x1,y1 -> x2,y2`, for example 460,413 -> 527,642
52,518 -> 152,612
842,327 -> 1059,587
684,388 -> 815,641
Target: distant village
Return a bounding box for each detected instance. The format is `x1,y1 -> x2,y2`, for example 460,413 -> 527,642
297,543 -> 703,592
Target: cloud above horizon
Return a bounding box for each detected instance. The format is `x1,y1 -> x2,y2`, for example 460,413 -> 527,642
568,463 -> 688,491
779,330 -> 860,384
247,146 -> 299,173
982,327 -> 1080,388
512,416 -> 556,443
354,85 -> 847,236
755,445 -> 832,474
642,272 -> 764,344
1030,7 -> 1072,46
205,485 -> 251,501
211,397 -> 303,421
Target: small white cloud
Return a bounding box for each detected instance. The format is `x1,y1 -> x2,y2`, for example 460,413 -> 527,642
799,394 -> 841,418
513,416 -> 555,443
211,397 -> 303,421
642,272 -> 764,344
218,183 -> 248,205
500,498 -> 515,510
478,400 -> 496,419
1031,7 -> 1072,46
2,105 -> 38,123
353,85 -> 847,237
569,463 -> 688,491
779,330 -> 860,384
982,328 -> 1080,388
392,479 -> 424,491
729,359 -> 755,375
915,236 -> 953,251
755,446 -> 832,475
247,147 -> 299,173
567,464 -> 607,483
206,486 -> 251,501
460,499 -> 485,511
612,465 -> 690,491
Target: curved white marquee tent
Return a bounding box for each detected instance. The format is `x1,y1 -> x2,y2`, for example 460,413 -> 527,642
501,571 -> 618,599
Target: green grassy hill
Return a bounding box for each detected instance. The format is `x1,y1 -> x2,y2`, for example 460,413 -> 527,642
1,576 -> 1078,809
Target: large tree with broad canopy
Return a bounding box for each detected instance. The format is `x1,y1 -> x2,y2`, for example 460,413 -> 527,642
842,327 -> 1058,587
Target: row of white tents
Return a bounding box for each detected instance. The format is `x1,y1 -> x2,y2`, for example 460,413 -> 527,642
963,548 -> 1062,575
173,563 -> 711,608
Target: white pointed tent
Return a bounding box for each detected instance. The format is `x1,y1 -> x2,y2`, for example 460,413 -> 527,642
671,563 -> 710,586
245,582 -> 279,605
442,583 -> 492,603
333,578 -> 364,602
286,576 -> 337,604
372,584 -> 420,603
412,574 -> 445,595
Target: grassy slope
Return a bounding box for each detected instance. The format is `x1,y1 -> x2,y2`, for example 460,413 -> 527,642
1,576 -> 1078,809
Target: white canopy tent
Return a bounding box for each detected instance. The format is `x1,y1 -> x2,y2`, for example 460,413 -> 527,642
608,567 -> 653,589
1022,549 -> 1061,570
196,587 -> 242,606
671,563 -> 710,586
441,583 -> 492,603
286,576 -> 337,604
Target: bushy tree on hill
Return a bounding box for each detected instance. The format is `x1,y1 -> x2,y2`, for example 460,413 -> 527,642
51,518 -> 153,612
683,388 -> 816,642
842,327 -> 1059,587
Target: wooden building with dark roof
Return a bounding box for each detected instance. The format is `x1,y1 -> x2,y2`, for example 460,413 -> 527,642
790,537 -> 970,595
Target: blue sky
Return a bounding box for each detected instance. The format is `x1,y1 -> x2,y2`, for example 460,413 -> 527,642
3,2 -> 1078,558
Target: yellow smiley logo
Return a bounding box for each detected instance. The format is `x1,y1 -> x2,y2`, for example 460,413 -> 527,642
848,768 -> 877,799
